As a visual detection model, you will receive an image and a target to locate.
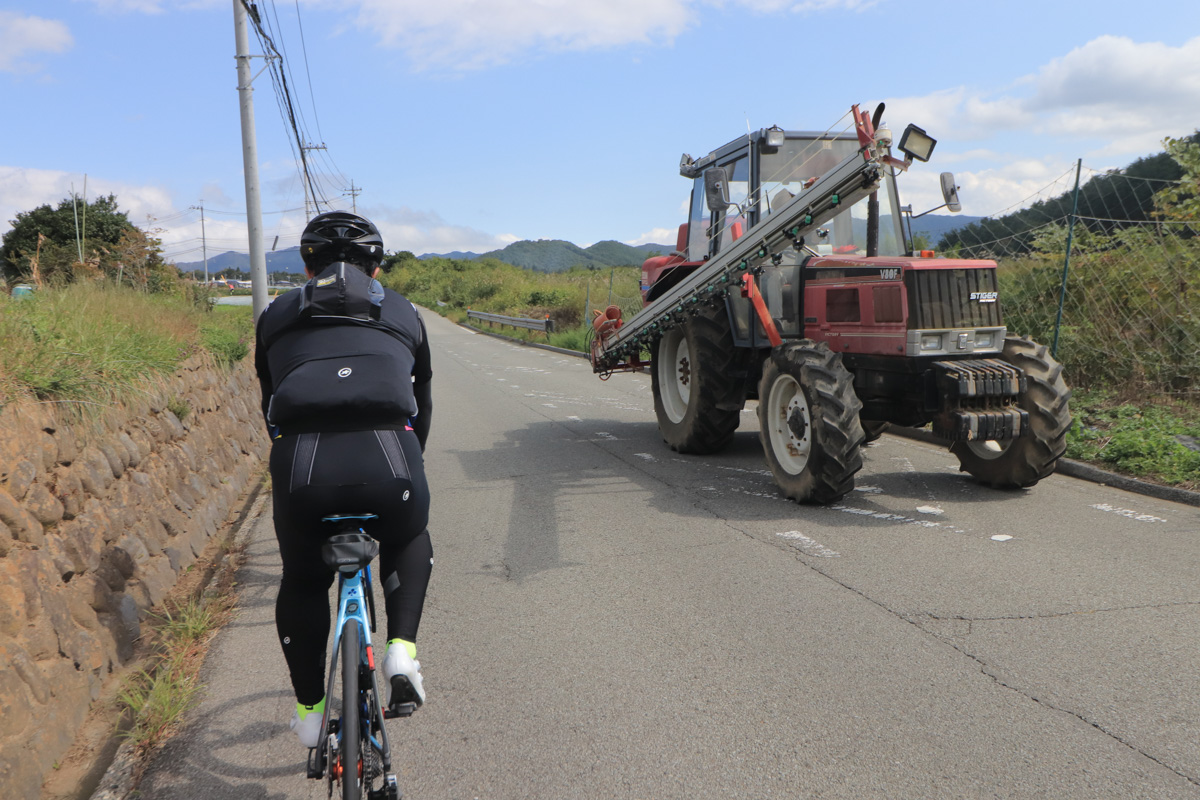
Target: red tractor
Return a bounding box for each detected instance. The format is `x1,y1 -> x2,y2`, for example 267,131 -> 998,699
591,105 -> 1071,503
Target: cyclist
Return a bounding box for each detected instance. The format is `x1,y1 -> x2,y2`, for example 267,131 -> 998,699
254,211 -> 433,748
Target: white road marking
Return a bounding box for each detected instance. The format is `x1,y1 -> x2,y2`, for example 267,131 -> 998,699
567,416 -> 582,421
1090,503 -> 1167,523
594,432 -> 617,440
991,534 -> 1014,541
855,485 -> 884,494
543,403 -> 557,408
634,453 -> 656,461
831,505 -> 942,528
777,531 -> 841,557
916,505 -> 944,515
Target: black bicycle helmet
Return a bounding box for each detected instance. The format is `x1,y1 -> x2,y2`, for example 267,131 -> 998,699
300,211 -> 385,271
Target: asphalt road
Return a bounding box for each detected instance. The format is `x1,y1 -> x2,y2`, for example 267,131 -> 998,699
141,311 -> 1200,799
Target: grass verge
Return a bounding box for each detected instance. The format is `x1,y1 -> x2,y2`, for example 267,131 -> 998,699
113,526 -> 249,775
0,283 -> 254,410
115,595 -> 235,759
1066,389 -> 1200,490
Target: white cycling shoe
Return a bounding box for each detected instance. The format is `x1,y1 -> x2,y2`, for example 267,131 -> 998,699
382,641 -> 426,709
290,699 -> 325,748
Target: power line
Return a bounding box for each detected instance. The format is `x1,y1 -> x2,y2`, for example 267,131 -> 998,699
239,0 -> 324,213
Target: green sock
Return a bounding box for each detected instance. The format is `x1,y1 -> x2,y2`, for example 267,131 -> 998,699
388,638 -> 417,659
296,697 -> 325,720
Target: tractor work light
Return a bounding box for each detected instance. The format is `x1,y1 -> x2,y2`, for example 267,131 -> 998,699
898,124 -> 936,162
764,125 -> 785,148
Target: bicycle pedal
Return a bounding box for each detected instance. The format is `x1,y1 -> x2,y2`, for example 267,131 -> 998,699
370,773 -> 400,800
384,702 -> 416,719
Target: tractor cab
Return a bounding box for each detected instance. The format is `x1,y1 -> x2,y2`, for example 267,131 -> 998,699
643,127 -> 910,304
686,128 -> 908,261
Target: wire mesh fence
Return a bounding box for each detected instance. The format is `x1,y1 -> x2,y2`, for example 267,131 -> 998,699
939,162 -> 1200,399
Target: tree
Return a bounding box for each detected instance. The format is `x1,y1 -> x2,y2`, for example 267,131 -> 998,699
0,193 -> 169,286
1155,134 -> 1200,221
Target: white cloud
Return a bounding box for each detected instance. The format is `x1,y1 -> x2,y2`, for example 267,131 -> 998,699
340,0 -> 877,70
0,165 -> 176,241
879,35 -> 1200,215
0,12 -> 73,73
626,227 -> 678,247
366,204 -> 518,255
947,160 -> 1081,219
347,0 -> 690,70
886,36 -> 1200,154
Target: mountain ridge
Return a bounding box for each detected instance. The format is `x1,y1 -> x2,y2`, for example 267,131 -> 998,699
173,213 -> 978,274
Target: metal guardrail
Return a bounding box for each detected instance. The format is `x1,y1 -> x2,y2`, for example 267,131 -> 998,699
466,309 -> 555,337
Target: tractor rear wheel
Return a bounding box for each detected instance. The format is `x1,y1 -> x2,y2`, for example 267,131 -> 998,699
757,341 -> 864,504
651,305 -> 745,454
950,336 -> 1072,488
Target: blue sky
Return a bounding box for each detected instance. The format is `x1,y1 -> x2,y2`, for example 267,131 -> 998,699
2,1 -> 1198,263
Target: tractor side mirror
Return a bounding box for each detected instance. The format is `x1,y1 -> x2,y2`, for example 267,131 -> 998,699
704,167 -> 731,214
940,172 -> 962,213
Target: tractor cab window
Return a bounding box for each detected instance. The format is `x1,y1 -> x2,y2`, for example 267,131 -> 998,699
717,156 -> 750,253
759,136 -> 905,257
687,155 -> 750,259
759,138 -> 850,222
687,176 -> 708,260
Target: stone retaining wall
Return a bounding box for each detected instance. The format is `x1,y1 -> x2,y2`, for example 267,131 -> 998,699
0,355 -> 268,798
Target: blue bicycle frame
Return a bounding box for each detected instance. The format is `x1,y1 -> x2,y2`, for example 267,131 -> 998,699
307,514 -> 400,800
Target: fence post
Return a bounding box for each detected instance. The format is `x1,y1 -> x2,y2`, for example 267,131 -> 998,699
1052,158 -> 1082,358
607,266 -> 615,306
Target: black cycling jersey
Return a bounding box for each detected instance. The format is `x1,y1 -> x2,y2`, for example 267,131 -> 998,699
254,262 -> 433,443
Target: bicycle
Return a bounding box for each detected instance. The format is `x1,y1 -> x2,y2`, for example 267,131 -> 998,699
304,514 -> 417,800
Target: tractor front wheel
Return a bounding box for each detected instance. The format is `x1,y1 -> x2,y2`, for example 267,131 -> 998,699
950,336 -> 1072,488
757,341 -> 864,504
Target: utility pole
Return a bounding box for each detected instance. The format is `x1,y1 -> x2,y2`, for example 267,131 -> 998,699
233,0 -> 269,320
301,142 -> 327,217
190,203 -> 209,284
344,180 -> 361,214
71,184 -> 83,262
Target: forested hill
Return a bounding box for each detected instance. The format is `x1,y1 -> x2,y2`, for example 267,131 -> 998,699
909,214 -> 985,244
421,239 -> 672,272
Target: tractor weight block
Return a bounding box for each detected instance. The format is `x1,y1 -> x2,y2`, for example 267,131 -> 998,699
933,408 -> 1028,442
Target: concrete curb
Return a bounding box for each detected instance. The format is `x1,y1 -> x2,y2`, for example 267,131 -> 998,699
458,321 -> 1200,508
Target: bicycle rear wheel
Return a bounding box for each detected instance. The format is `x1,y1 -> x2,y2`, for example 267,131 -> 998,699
341,620 -> 363,800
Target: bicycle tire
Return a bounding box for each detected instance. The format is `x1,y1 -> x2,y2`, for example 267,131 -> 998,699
341,620 -> 363,800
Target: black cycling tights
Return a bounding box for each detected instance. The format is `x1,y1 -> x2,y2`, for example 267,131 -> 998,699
269,429 -> 433,705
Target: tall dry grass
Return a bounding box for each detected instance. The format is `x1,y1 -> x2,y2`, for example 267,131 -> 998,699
0,283 -> 253,410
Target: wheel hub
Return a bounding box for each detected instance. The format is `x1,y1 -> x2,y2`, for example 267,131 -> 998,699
786,405 -> 807,442
766,374 -> 812,472
677,355 -> 691,388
